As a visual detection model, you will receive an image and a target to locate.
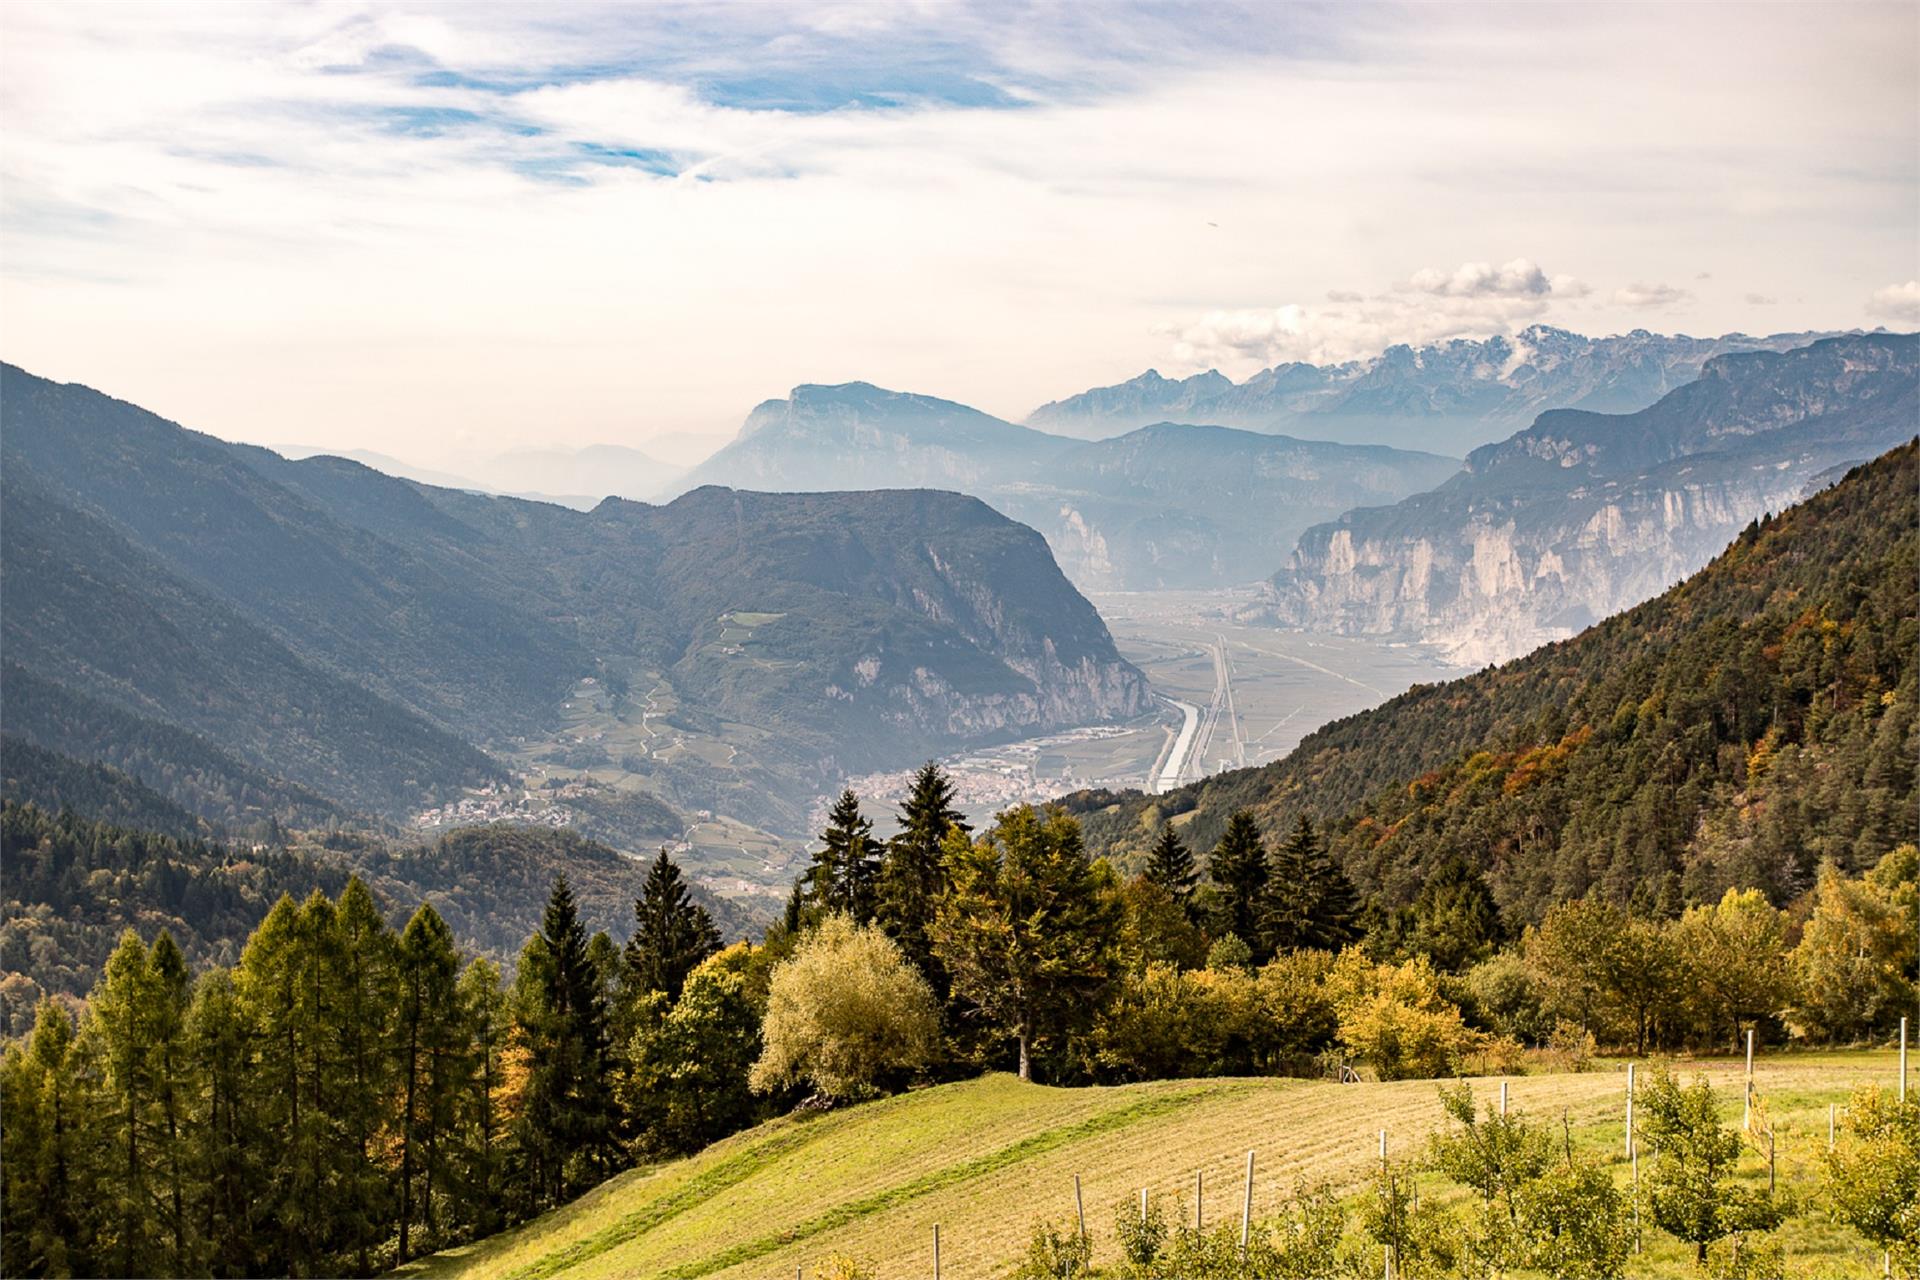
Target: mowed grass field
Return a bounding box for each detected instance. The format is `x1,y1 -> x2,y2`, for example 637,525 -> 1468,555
404,1051 -> 1898,1280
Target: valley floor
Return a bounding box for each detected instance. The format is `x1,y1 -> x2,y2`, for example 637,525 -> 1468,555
404,1051 -> 1895,1280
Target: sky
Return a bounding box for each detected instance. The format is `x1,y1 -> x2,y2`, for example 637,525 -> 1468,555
2,0 -> 1916,466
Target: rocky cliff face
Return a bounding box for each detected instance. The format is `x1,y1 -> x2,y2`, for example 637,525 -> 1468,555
1030,326 -> 1849,454
1259,333 -> 1919,665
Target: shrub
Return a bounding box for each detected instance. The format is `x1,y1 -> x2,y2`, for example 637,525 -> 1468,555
1012,1219 -> 1091,1279
749,915 -> 939,1100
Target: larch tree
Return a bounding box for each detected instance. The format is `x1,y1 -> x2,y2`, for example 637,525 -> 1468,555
332,878 -> 397,1274
395,904 -> 465,1263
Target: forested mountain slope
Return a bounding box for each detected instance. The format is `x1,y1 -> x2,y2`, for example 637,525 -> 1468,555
0,801 -> 753,1028
1261,332 -> 1919,664
1075,440 -> 1918,921
0,363 -> 1145,830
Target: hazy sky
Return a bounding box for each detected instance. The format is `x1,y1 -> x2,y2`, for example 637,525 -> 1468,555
3,1 -> 1916,464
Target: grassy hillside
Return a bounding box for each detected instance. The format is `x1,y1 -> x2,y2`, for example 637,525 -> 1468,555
407,1053 -> 1897,1280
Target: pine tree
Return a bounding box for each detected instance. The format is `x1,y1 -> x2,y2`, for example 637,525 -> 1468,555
879,763 -> 970,988
514,876 -> 618,1208
932,806 -> 1118,1081
624,849 -> 721,1003
1208,811 -> 1269,958
396,904 -> 464,1263
1406,859 -> 1504,971
1,999 -> 91,1277
1143,825 -> 1198,907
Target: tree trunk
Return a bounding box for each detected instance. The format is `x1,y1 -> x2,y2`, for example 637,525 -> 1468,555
1018,1026 -> 1031,1082
399,1011 -> 418,1264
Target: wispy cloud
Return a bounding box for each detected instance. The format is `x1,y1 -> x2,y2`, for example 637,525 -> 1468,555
1867,280 -> 1920,325
0,1 -> 1914,459
1612,282 -> 1692,310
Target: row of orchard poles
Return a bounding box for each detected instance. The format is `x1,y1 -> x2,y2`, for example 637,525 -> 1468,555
802,1018 -> 1910,1280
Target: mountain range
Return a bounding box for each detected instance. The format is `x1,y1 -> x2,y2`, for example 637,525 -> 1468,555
0,363 -> 1147,844
1073,439 -> 1917,921
1026,326 -> 1847,453
1257,332 -> 1920,665
681,383 -> 1459,589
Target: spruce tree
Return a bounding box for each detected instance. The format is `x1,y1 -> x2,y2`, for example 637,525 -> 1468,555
1407,858 -> 1504,971
1208,811 -> 1269,958
878,763 -> 969,985
1143,825 -> 1198,906
806,789 -> 883,923
624,849 -> 721,1003
1302,838 -> 1361,952
456,958 -> 509,1238
514,876 -> 617,1208
1261,815 -> 1317,955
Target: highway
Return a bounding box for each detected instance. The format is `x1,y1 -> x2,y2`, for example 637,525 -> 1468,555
1152,696 -> 1201,793
1151,634 -> 1244,792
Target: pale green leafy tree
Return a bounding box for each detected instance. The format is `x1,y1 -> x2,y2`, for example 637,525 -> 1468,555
750,915 -> 938,1099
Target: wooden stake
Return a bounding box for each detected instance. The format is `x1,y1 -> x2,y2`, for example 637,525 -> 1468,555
1499,1079 -> 1508,1116
1901,1016 -> 1909,1103
1240,1149 -> 1254,1255
1378,1128 -> 1387,1168
1140,1186 -> 1148,1222
1195,1169 -> 1203,1230
933,1224 -> 941,1280
1074,1173 -> 1086,1241
1829,1102 -> 1836,1151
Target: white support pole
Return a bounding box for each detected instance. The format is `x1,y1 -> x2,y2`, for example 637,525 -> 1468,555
1901,1016 -> 1909,1103
1499,1080 -> 1508,1117
1743,1028 -> 1754,1130
1140,1187 -> 1148,1223
933,1224 -> 941,1280
1625,1063 -> 1635,1162
1379,1128 -> 1388,1169
1240,1149 -> 1254,1255
1074,1174 -> 1086,1242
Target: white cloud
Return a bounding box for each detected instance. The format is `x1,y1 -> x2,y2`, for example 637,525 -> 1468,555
1745,292 -> 1778,305
0,1 -> 1913,459
1161,259 -> 1586,370
1867,280 -> 1920,324
1612,282 -> 1692,310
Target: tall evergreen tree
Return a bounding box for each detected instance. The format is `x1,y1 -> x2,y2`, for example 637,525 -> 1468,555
1261,815 -> 1317,954
0,999 -> 92,1278
932,806 -> 1118,1081
624,849 -> 721,1004
878,763 -> 970,986
804,789 -> 883,924
1143,825 -> 1198,907
146,932 -> 194,1276
513,876 -> 617,1209
185,968 -> 258,1277
1404,858 -> 1504,971
395,904 -> 464,1263
457,958 -> 510,1239
332,878 -> 397,1275
91,928 -> 165,1277
1208,811 -> 1269,957
1301,837 -> 1361,952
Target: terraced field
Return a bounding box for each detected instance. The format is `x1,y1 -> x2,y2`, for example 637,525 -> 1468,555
405,1052 -> 1896,1279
